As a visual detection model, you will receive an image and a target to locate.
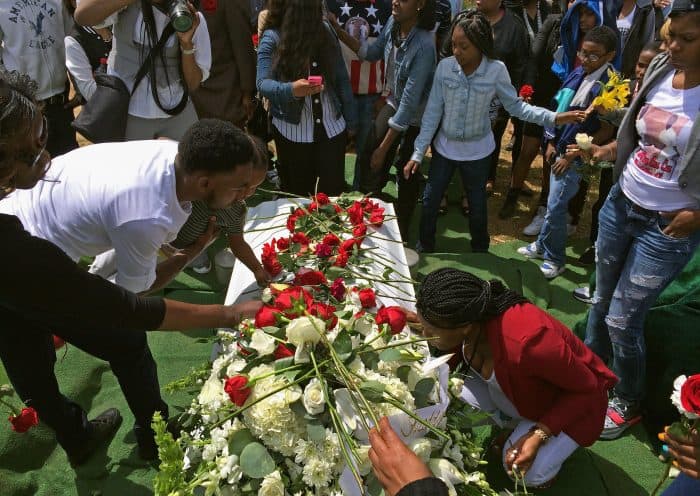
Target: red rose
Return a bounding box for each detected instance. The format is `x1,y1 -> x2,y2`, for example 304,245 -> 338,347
519,84 -> 535,99
315,193 -> 330,205
308,202 -> 318,212
341,238 -> 357,253
309,302 -> 338,329
361,198 -> 379,213
201,0 -> 217,12
369,208 -> 385,227
255,305 -> 281,328
333,204 -> 342,213
680,374 -> 700,416
275,286 -> 314,314
333,248 -> 349,267
352,223 -> 367,243
53,335 -> 65,349
315,242 -> 334,258
276,237 -> 290,251
322,233 -> 341,246
273,343 -> 295,359
224,376 -> 252,407
8,407 -> 39,433
261,241 -> 283,277
347,201 -> 365,225
330,278 -> 346,301
358,288 -> 376,308
287,213 -> 298,232
251,33 -> 259,47
376,306 -> 407,334
294,268 -> 327,286
291,231 -> 310,246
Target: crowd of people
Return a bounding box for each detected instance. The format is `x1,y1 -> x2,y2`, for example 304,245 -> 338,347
1,0 -> 699,494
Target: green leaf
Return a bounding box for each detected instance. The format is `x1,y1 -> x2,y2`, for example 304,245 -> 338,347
325,265 -> 347,280
240,442 -> 276,478
360,351 -> 380,370
366,472 -> 386,496
228,429 -> 256,457
333,330 -> 353,356
274,357 -> 295,370
397,365 -> 411,384
382,267 -> 394,280
360,380 -> 386,402
414,378 -> 435,409
307,422 -> 326,442
379,348 -> 403,362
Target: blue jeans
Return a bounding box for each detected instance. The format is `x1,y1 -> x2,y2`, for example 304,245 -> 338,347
584,182 -> 700,403
351,93 -> 380,190
662,474 -> 700,496
536,164 -> 582,266
418,149 -> 491,252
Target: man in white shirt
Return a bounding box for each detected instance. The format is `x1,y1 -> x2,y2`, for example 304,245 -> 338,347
0,119 -> 254,293
0,0 -> 78,155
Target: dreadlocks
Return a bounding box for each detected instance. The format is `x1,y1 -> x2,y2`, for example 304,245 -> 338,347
416,268 -> 528,328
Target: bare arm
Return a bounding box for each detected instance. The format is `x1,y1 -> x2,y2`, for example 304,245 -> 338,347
178,5 -> 205,91
75,0 -> 133,26
228,234 -> 270,286
158,298 -> 262,329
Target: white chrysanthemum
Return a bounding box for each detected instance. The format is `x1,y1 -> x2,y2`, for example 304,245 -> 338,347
302,457 -> 334,489
258,470 -> 284,496
286,315 -> 326,347
303,378 -> 326,415
249,329 -> 277,356
197,376 -> 228,414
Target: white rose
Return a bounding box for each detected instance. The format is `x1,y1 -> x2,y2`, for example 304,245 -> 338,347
448,377 -> 464,398
250,330 -> 277,356
286,316 -> 325,347
354,314 -> 374,336
429,458 -> 467,494
408,438 -> 433,462
302,378 -> 326,415
225,358 -> 247,376
575,133 -> 594,151
258,470 -> 285,496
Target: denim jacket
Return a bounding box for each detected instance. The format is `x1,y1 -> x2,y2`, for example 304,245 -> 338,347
411,56 -> 557,163
256,27 -> 357,131
614,52 -> 700,203
358,17 -> 435,132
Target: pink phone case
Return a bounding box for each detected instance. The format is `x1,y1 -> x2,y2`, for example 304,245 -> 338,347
308,76 -> 323,85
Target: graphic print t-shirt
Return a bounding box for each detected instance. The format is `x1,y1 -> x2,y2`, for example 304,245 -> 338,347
621,71 -> 700,211
326,0 -> 391,95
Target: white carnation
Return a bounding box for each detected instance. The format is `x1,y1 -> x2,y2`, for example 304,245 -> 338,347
258,470 -> 284,496
250,329 -> 277,356
303,378 -> 326,415
286,316 -> 325,347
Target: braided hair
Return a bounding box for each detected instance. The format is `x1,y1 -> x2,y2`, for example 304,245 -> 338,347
441,9 -> 496,60
416,268 -> 528,328
0,71 -> 39,192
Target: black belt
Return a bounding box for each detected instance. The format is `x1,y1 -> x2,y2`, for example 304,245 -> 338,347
42,93 -> 67,105
622,192 -> 656,217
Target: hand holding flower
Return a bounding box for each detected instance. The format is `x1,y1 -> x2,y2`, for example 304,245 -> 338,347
665,425 -> 700,479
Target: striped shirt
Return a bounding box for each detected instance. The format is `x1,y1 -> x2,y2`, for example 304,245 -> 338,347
170,200 -> 247,248
271,91 -> 346,143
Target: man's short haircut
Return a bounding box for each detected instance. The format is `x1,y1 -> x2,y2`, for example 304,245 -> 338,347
248,135 -> 270,172
583,25 -> 618,54
179,119 -> 254,174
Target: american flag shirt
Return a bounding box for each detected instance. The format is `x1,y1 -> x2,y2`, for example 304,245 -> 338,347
325,0 -> 392,95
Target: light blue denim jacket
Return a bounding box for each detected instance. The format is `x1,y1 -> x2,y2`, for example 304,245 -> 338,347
358,17 -> 435,132
256,27 -> 357,131
411,56 -> 557,162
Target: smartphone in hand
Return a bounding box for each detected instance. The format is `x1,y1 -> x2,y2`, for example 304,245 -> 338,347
308,75 -> 323,86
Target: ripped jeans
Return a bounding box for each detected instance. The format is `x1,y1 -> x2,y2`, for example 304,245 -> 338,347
584,183 -> 700,403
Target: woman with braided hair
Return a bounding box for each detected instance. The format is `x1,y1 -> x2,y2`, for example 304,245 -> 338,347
414,268 -> 616,489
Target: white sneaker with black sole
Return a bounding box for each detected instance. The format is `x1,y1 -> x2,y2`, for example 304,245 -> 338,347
517,242 -> 544,259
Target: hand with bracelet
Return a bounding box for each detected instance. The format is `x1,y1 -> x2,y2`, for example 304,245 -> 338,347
176,1 -> 200,51
504,423 -> 552,477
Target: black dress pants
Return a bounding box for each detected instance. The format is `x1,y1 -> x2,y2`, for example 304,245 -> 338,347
43,99 -> 78,157
0,307 -> 167,457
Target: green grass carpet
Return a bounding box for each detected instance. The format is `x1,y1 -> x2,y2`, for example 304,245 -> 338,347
0,156 -> 671,495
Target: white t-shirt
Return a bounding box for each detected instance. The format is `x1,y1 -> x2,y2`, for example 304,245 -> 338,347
621,72 -> 700,211
0,140 -> 191,292
617,5 -> 636,47
433,127 -> 495,161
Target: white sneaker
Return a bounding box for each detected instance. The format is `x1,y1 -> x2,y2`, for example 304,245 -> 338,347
188,251 -> 212,274
540,261 -> 565,279
517,242 -> 544,259
523,206 -> 546,236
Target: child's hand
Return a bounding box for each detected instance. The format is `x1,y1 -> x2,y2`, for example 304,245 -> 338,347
554,110 -> 586,126
552,157 -> 571,175
403,160 -> 420,180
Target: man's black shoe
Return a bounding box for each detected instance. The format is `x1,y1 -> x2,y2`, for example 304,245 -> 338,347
68,408 -> 123,467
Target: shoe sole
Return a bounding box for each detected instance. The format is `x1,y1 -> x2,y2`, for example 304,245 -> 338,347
517,247 -> 544,260
599,415 -> 642,440
542,267 -> 565,279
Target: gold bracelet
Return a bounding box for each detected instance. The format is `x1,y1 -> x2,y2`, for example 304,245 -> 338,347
530,426 -> 551,444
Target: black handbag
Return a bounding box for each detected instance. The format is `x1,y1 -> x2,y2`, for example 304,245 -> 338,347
72,24 -> 188,143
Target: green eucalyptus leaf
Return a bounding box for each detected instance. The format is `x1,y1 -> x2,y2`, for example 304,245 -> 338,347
360,351 -> 380,370
307,422 -> 326,442
333,330 -> 352,355
414,378 -> 436,408
240,442 -> 276,478
228,429 -> 256,457
379,348 -> 403,362
359,380 -> 386,402
397,365 -> 411,384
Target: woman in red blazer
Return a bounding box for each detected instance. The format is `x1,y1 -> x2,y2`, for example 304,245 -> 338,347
414,268 -> 617,489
